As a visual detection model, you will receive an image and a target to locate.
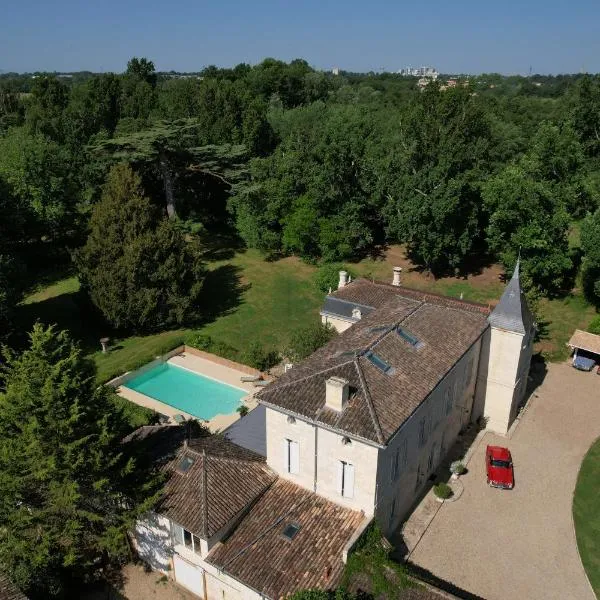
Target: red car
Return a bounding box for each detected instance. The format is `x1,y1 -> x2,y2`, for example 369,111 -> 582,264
486,445 -> 514,489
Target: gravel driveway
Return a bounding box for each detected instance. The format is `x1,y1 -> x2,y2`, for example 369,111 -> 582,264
408,362 -> 600,600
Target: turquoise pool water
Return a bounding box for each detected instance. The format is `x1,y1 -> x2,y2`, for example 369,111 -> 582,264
123,363 -> 245,419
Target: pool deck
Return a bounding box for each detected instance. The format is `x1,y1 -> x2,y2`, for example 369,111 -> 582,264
116,350 -> 264,433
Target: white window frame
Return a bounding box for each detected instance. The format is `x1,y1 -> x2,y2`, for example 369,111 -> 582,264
338,460 -> 355,499
285,439 -> 299,475
172,523 -> 202,556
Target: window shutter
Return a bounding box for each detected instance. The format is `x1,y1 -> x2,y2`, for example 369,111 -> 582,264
289,441 -> 299,474
172,523 -> 183,546
344,463 -> 355,499
337,461 -> 344,495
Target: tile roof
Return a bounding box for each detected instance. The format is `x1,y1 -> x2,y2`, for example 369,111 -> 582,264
207,479 -> 365,599
258,281 -> 489,445
488,261 -> 534,335
158,435 -> 276,539
0,574 -> 27,600
567,329 -> 600,355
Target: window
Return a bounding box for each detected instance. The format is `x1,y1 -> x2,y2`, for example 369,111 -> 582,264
282,523 -> 301,540
177,455 -> 195,473
285,439 -> 299,474
172,524 -> 202,555
445,388 -> 453,415
338,461 -> 355,499
418,418 -> 427,447
366,352 -> 391,373
396,327 -> 424,349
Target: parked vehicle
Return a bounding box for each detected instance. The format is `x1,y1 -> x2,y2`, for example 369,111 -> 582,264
486,445 -> 514,489
572,348 -> 596,371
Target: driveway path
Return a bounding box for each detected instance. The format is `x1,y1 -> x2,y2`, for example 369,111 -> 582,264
408,363 -> 600,600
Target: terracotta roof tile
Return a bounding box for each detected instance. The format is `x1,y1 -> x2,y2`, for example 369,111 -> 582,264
158,436 -> 277,539
259,281 -> 489,445
207,480 -> 364,599
0,574 -> 27,600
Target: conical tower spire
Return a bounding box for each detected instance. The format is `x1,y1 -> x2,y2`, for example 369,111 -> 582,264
488,259 -> 533,335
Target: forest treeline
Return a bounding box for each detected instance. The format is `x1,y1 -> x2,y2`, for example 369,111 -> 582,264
2,57 -> 600,339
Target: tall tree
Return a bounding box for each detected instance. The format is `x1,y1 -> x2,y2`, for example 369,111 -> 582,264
25,76 -> 69,142
90,120 -> 248,218
383,84 -> 492,274
75,164 -> 207,330
483,164 -> 572,293
0,324 -> 162,598
581,208 -> 600,305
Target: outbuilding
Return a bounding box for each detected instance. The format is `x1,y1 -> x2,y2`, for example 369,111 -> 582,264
567,329 -> 600,371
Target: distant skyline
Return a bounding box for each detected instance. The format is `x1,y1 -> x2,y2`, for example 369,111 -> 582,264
2,0 -> 599,75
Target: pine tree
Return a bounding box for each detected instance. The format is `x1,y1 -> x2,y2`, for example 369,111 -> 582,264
0,324 -> 162,598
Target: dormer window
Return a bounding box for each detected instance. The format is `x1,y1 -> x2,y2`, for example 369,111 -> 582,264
282,523 -> 301,541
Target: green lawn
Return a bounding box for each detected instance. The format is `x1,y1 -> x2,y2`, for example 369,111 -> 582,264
573,437 -> 600,597
16,243 -> 598,382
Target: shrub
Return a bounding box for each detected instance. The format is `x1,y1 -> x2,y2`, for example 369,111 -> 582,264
287,322 -> 337,362
433,482 -> 453,500
450,460 -> 466,475
242,340 -> 280,371
184,332 -> 213,351
588,315 -> 600,335
314,263 -> 357,293
237,405 -> 249,418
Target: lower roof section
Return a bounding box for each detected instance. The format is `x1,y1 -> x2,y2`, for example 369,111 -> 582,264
207,479 -> 365,599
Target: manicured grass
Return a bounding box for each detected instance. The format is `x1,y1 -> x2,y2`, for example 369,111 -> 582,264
573,437 -> 600,597
17,243 -> 598,382
537,294 -> 597,361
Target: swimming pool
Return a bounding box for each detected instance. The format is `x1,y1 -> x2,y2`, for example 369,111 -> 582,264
123,362 -> 245,419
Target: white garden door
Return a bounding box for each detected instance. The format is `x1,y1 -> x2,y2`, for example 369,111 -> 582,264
174,555 -> 205,597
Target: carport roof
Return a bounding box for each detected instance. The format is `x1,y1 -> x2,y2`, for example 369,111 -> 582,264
567,329 -> 600,355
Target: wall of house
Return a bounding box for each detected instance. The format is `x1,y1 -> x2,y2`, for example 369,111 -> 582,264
265,407 -> 379,514
321,314 -> 354,333
476,327 -> 526,434
131,512 -> 173,573
374,339 -> 482,536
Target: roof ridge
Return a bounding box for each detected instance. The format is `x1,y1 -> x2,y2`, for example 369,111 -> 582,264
353,359 -> 385,445
365,279 -> 491,313
367,303 -> 423,352
201,448 -> 209,538
256,357 -> 357,395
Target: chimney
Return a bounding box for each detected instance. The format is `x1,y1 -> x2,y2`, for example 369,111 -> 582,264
325,377 -> 349,411
392,266 -> 402,286
338,270 -> 348,289
351,307 -> 362,320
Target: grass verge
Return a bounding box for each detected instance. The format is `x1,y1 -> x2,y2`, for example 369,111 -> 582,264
573,437 -> 600,598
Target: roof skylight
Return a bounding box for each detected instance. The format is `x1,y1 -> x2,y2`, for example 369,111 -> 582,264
366,352 -> 391,373
397,327 -> 424,349
177,455 -> 195,473
282,523 -> 301,540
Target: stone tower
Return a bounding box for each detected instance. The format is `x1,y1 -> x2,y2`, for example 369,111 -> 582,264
474,261 -> 535,434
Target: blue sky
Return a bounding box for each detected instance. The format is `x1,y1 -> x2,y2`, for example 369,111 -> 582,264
2,0 -> 599,74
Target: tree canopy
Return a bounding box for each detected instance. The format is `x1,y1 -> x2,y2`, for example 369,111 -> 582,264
0,324 -> 162,598
75,163 -> 206,331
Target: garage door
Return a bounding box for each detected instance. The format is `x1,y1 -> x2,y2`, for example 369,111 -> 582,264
174,555 -> 204,597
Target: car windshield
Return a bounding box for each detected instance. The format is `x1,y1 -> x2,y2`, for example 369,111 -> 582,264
491,458 -> 511,468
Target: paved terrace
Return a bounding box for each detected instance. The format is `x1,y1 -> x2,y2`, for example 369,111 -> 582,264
404,362 -> 599,600
116,347 -> 263,432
